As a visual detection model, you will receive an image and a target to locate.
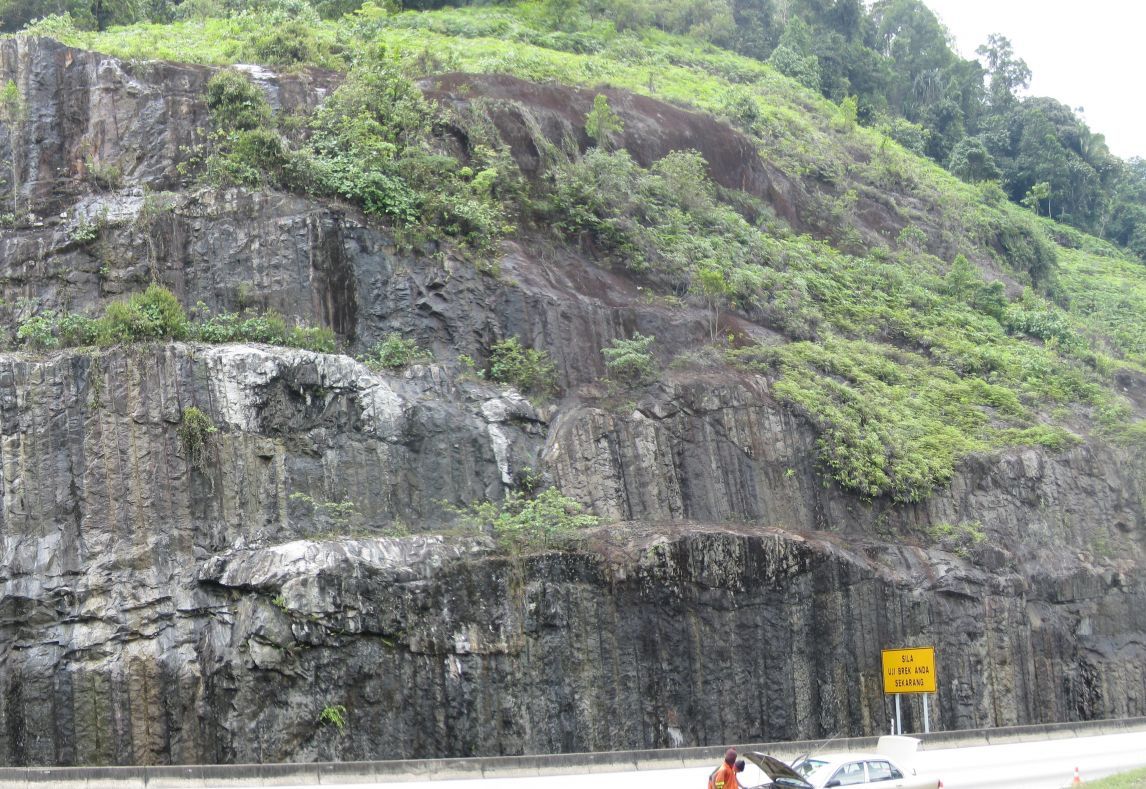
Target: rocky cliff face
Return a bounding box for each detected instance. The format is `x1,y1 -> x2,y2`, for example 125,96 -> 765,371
0,37 -> 1144,766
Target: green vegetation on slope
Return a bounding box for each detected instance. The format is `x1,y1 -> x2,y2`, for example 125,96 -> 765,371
11,0 -> 1146,260
17,285 -> 336,352
5,2 -> 1146,503
545,143 -> 1115,499
15,3 -> 1085,274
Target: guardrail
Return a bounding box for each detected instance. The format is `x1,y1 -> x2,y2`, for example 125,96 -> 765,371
2,716 -> 1145,787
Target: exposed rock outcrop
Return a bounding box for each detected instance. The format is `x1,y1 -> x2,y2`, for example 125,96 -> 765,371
0,37 -> 1143,768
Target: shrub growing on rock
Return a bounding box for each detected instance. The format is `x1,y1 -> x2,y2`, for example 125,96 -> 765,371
289,492 -> 357,530
488,337 -> 557,395
14,291 -> 335,353
585,93 -> 623,149
193,306 -> 336,352
602,333 -> 657,386
193,53 -> 514,252
317,703 -> 348,733
284,324 -> 336,353
16,312 -> 59,350
99,283 -> 189,343
56,313 -> 100,346
204,69 -> 271,132
177,405 -> 217,469
455,487 -> 598,551
362,333 -> 429,371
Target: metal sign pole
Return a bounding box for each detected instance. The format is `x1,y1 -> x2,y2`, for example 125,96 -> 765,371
882,646 -> 936,737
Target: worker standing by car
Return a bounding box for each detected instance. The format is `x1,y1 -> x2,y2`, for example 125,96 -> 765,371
708,748 -> 741,789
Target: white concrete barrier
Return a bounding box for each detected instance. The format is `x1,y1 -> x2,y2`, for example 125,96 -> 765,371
0,717 -> 1143,787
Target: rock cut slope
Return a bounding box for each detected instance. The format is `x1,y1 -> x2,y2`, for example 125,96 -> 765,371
0,35 -> 1143,766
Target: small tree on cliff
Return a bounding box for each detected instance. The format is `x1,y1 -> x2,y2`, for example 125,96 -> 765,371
691,264 -> 733,342
0,79 -> 25,220
585,94 -> 623,150
602,333 -> 657,387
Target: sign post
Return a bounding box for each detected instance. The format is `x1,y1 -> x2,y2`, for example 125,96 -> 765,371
881,646 -> 936,735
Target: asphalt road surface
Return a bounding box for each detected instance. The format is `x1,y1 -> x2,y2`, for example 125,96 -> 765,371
244,729 -> 1146,789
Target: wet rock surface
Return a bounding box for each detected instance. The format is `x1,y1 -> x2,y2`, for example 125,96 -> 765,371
0,38 -> 1143,766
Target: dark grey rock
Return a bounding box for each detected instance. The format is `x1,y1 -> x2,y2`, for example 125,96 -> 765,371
0,37 -> 1143,768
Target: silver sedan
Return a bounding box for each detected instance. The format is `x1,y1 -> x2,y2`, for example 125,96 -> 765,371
744,750 -> 943,789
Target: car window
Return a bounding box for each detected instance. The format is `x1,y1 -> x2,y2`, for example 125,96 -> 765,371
865,761 -> 894,782
828,761 -> 867,786
794,758 -> 829,777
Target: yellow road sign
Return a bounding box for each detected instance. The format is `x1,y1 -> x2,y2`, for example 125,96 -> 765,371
882,647 -> 936,694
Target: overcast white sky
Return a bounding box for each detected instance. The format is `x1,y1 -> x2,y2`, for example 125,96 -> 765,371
921,0 -> 1146,161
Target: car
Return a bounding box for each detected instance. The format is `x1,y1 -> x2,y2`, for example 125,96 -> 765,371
743,748 -> 942,789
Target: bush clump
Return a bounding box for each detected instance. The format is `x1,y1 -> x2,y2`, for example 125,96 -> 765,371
730,337 -> 977,502
194,306 -> 337,352
251,20 -> 317,66
921,520 -> 986,559
361,333 -> 429,371
99,283 -> 190,343
303,55 -> 516,249
196,69 -> 296,188
177,405 -> 217,469
16,287 -> 335,353
1001,291 -> 1084,353
989,215 -> 1059,287
56,313 -> 101,347
190,53 -> 516,253
454,487 -> 598,551
548,148 -> 767,290
282,324 -> 337,353
16,312 -> 60,350
488,337 -> 557,395
204,69 -> 271,132
602,333 -> 657,386
19,285 -> 189,349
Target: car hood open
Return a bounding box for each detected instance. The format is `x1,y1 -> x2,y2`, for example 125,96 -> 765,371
743,752 -> 814,788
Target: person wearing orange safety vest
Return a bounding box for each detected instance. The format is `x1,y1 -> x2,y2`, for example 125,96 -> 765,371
707,748 -> 740,789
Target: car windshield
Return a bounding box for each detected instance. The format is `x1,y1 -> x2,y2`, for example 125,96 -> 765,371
792,758 -> 830,777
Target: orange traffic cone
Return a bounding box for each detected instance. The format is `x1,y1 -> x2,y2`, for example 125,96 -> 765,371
1073,766 -> 1083,785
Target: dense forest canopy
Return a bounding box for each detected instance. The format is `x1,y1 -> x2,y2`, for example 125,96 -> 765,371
5,0 -> 1140,259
